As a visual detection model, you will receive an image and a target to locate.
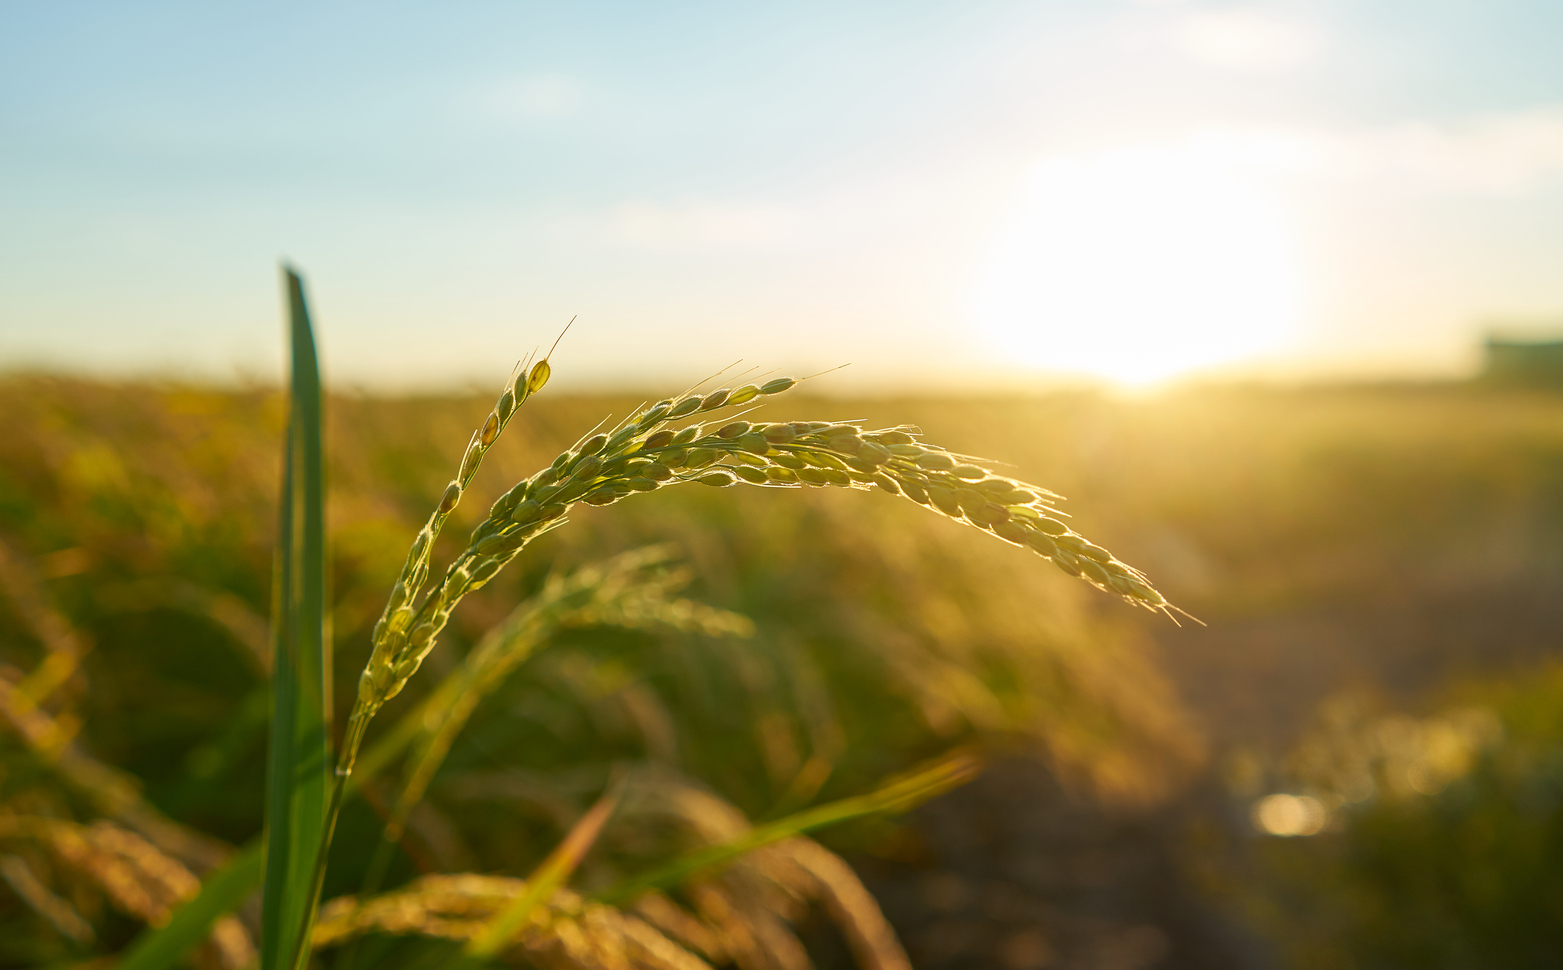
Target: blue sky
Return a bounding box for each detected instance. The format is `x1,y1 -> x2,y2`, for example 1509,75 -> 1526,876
4,1 -> 1563,388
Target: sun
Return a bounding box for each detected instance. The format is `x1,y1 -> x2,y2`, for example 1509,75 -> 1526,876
972,138 -> 1303,387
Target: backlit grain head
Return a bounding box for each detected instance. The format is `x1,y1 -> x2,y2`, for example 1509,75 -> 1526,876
350,355 -> 1177,798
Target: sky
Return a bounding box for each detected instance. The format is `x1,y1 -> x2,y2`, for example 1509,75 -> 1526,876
3,0 -> 1563,390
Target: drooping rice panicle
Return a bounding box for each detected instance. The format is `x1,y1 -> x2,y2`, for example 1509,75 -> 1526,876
349,373 -> 1172,741
312,873 -> 711,970
312,367 -> 1173,965
0,816 -> 255,968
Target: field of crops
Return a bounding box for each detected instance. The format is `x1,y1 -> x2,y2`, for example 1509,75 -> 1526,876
4,374 -> 1563,969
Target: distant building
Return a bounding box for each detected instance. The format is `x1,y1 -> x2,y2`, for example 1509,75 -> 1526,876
1483,333 -> 1563,386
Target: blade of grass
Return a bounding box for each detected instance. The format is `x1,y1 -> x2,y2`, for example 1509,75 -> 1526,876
116,841 -> 266,970
595,749 -> 981,907
260,266 -> 331,970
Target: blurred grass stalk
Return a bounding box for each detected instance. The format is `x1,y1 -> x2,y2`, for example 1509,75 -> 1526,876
459,771 -> 627,965
596,748 -> 981,906
259,267 -> 332,970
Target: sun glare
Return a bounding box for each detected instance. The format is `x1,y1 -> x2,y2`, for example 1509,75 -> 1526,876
973,138 -> 1303,387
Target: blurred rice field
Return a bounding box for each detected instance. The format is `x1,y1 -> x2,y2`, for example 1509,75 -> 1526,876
3,376 -> 1563,968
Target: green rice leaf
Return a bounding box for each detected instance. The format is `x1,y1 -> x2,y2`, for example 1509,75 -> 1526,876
260,266 -> 332,970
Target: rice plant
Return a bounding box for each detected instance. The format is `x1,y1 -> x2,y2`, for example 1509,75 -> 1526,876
268,269 -> 1170,969
0,267 -> 1175,969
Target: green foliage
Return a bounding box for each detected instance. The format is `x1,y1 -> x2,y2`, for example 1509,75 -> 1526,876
1251,667 -> 1563,969
0,305 -> 1196,967
12,354 -> 1563,965
260,268 -> 331,970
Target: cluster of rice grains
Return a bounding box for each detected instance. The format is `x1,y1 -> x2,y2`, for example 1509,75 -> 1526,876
314,874 -> 708,970
504,384 -> 1163,606
345,362 -> 1172,780
0,816 -> 253,967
